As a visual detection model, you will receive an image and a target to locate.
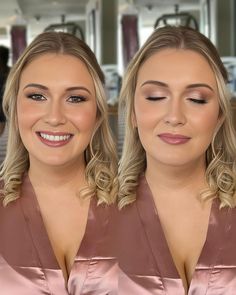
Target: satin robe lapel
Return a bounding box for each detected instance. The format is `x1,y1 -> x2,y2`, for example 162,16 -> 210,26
189,199 -> 231,294
19,175 -> 67,294
68,199 -> 118,295
19,175 -> 59,269
136,176 -> 183,291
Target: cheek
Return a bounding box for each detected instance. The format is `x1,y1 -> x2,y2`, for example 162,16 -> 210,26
135,106 -> 161,130
134,107 -> 156,148
17,99 -> 43,130
69,104 -> 97,131
135,98 -> 150,129
193,108 -> 220,141
202,105 -> 219,129
134,94 -> 166,130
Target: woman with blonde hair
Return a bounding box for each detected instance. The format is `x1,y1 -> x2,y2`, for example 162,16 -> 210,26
118,26 -> 236,294
0,31 -> 117,294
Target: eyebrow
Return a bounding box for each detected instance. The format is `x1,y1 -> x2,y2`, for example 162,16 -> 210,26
141,80 -> 214,92
23,83 -> 92,95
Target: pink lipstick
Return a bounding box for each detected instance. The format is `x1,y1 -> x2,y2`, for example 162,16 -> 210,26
158,133 -> 190,145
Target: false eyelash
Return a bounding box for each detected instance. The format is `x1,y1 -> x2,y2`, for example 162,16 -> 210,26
67,95 -> 87,103
146,96 -> 166,101
189,98 -> 207,104
27,93 -> 46,101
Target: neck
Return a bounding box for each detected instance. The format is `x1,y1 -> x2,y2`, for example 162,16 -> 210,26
145,157 -> 207,195
28,158 -> 86,191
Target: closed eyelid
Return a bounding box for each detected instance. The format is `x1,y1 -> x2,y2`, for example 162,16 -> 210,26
184,87 -> 214,98
140,88 -> 169,97
185,90 -> 211,102
139,87 -> 170,99
145,96 -> 167,102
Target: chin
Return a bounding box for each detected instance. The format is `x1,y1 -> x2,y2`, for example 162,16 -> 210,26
34,156 -> 74,168
158,157 -> 204,168
153,155 -> 195,167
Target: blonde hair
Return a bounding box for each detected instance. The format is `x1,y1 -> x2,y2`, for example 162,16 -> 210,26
1,31 -> 117,206
119,26 -> 236,209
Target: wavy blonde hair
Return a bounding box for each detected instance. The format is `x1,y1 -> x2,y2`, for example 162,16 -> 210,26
119,26 -> 236,209
1,31 -> 117,206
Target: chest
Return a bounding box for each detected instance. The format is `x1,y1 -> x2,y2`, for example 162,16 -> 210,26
36,194 -> 90,281
156,201 -> 212,291
117,200 -> 236,295
0,188 -> 117,295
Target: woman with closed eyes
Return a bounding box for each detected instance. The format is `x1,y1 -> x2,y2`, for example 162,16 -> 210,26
117,26 -> 236,294
0,32 -> 117,294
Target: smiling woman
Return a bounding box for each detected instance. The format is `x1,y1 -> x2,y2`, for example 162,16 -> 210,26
117,26 -> 236,294
17,53 -> 97,169
0,32 -> 117,294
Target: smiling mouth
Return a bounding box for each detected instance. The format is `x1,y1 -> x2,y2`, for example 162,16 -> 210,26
39,132 -> 72,141
36,132 -> 73,146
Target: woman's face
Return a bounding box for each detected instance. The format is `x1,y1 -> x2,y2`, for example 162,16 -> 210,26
134,49 -> 220,169
17,53 -> 97,169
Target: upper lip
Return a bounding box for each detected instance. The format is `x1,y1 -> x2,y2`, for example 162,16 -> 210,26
158,133 -> 190,139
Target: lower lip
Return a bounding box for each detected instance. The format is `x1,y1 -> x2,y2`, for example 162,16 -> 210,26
158,135 -> 190,145
37,133 -> 73,147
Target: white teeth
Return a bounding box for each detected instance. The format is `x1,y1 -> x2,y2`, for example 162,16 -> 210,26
39,133 -> 71,141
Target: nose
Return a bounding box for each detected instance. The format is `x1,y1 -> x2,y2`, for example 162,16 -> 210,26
43,100 -> 66,126
163,98 -> 186,127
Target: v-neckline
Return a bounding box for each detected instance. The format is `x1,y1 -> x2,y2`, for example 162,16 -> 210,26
135,175 -> 229,294
19,174 -> 96,288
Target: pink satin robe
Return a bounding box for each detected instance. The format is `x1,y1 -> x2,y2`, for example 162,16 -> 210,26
114,175 -> 236,294
1,174 -> 236,294
0,175 -> 118,294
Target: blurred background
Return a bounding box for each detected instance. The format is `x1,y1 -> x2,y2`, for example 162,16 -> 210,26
0,0 -> 235,156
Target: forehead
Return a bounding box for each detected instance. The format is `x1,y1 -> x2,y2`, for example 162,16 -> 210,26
20,53 -> 95,88
23,52 -> 88,71
136,49 -> 217,88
